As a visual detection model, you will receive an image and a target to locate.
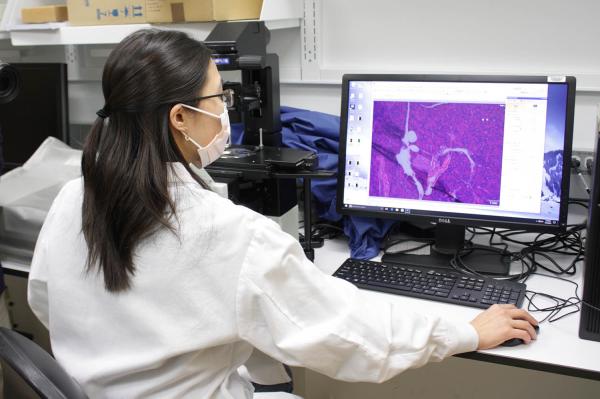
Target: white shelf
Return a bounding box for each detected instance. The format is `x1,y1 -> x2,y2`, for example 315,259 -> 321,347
10,23 -> 148,46
1,0 -> 302,46
7,18 -> 300,46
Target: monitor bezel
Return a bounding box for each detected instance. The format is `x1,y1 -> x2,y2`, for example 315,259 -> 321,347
336,74 -> 576,233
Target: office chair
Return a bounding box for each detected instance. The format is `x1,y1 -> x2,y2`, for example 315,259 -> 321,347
0,327 -> 88,399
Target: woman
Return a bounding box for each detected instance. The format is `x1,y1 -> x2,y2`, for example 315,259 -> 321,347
28,30 -> 538,399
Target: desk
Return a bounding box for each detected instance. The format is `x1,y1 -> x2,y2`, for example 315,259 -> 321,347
1,257 -> 30,277
313,237 -> 600,381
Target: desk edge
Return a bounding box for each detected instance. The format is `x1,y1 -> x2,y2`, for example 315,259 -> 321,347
456,351 -> 600,381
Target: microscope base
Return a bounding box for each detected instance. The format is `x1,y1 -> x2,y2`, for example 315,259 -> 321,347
267,205 -> 299,241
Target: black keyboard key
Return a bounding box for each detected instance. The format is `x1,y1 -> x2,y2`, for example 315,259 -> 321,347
368,281 -> 410,291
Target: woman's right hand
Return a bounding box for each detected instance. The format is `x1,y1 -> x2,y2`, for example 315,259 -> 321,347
470,304 -> 538,349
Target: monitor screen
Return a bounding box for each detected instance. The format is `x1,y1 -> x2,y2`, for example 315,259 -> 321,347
337,75 -> 575,232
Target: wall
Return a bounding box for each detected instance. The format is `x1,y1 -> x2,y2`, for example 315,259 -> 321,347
317,0 -> 600,85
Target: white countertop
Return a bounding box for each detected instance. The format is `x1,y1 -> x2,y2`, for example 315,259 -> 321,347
313,237 -> 600,377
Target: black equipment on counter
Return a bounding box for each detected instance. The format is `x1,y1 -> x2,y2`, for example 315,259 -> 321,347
205,21 -> 281,147
580,121 -> 600,342
0,62 -> 20,105
0,63 -> 69,172
203,22 -> 334,261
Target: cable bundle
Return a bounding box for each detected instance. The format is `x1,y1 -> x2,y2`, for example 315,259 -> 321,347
381,200 -> 590,322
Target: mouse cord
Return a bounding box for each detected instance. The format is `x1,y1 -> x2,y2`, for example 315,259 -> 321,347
524,272 -> 588,323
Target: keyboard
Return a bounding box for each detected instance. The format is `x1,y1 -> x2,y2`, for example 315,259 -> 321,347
332,258 -> 526,309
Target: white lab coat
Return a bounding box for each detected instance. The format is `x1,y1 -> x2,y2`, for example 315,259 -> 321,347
27,163 -> 478,399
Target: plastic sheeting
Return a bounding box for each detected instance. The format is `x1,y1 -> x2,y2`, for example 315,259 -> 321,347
0,137 -> 82,259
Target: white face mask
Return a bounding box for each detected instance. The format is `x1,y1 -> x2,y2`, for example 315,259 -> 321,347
180,103 -> 231,167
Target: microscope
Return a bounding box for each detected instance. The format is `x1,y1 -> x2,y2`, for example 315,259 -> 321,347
204,22 -> 332,261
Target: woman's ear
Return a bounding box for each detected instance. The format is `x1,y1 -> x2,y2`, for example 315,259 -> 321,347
169,104 -> 187,133
169,104 -> 196,163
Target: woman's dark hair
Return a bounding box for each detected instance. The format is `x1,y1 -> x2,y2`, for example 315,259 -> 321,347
81,30 -> 212,292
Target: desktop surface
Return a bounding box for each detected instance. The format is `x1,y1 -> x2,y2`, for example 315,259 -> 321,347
315,237 -> 600,381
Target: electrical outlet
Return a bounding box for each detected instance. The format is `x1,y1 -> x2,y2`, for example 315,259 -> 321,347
584,156 -> 594,172
571,150 -> 594,174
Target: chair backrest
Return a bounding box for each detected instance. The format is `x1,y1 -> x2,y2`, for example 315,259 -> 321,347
0,327 -> 88,399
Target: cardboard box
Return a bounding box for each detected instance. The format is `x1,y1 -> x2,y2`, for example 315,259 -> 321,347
67,0 -> 263,26
66,1 -> 148,25
21,5 -> 69,24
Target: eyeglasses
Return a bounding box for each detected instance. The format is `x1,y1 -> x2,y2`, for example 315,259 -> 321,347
189,89 -> 235,108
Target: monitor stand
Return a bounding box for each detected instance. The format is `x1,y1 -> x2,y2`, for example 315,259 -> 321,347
381,224 -> 510,276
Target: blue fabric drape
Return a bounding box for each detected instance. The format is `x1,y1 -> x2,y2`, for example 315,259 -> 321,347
230,106 -> 395,259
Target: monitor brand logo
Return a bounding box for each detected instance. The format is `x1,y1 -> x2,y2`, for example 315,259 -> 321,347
438,218 -> 451,224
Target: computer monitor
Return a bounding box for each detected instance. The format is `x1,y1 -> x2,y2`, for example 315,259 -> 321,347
337,74 -> 576,275
0,63 -> 69,172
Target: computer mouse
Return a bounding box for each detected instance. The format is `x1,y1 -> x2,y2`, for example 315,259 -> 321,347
500,324 -> 540,347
